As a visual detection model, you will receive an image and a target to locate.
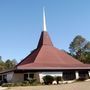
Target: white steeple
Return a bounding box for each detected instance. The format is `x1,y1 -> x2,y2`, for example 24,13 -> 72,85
43,7 -> 47,31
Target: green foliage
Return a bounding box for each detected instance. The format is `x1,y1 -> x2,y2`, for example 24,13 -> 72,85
43,75 -> 54,85
5,59 -> 13,69
84,42 -> 90,51
2,83 -> 14,87
69,35 -> 90,63
2,82 -> 24,87
2,78 -> 38,87
76,77 -> 87,81
85,52 -> 90,63
55,76 -> 63,84
69,35 -> 85,55
0,56 -> 17,72
25,78 -> 38,85
0,60 -> 5,71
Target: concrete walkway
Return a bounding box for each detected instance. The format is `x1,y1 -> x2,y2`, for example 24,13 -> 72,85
0,87 -> 7,90
9,81 -> 90,90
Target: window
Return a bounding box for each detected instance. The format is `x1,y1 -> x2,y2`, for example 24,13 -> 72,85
0,75 -> 2,81
3,75 -> 7,80
63,71 -> 75,80
24,73 -> 34,81
79,71 -> 89,78
29,74 -> 34,78
24,74 -> 28,81
3,75 -> 7,83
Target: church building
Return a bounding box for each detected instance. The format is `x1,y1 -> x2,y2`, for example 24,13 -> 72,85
0,9 -> 90,83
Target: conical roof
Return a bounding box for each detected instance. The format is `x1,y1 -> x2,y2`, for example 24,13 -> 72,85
16,31 -> 90,70
37,31 -> 53,48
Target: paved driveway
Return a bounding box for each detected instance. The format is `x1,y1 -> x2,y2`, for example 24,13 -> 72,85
0,87 -> 7,90
8,81 -> 90,90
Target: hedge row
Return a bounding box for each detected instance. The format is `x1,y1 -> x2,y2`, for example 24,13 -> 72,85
2,78 -> 39,87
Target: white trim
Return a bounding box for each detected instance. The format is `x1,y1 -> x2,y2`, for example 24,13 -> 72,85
75,71 -> 79,79
88,71 -> 90,77
43,7 -> 47,31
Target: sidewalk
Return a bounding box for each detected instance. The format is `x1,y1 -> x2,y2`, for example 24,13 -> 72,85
0,87 -> 7,90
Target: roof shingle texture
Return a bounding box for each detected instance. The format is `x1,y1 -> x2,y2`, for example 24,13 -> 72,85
16,31 -> 90,70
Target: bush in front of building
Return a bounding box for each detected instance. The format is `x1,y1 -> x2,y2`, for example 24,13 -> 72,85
89,76 -> 90,79
1,82 -> 28,87
55,76 -> 63,84
27,78 -> 37,84
1,78 -> 39,87
43,75 -> 54,85
77,77 -> 88,81
0,80 -> 4,86
2,83 -> 18,87
24,78 -> 39,86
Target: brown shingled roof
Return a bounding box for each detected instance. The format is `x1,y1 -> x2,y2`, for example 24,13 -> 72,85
16,31 -> 90,70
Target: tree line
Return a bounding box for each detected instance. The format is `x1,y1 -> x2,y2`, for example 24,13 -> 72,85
0,56 -> 17,72
69,35 -> 90,63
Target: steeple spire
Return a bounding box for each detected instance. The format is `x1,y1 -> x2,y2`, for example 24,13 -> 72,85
43,7 -> 47,31
37,8 -> 53,48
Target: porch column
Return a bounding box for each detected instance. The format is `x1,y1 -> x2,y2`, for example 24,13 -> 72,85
60,72 -> 63,81
88,71 -> 90,77
75,71 -> 79,79
60,72 -> 63,77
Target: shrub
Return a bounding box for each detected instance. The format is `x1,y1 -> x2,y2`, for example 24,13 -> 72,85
22,81 -> 30,86
2,83 -> 15,87
43,75 -> 54,85
0,81 -> 4,86
77,77 -> 87,81
28,78 -> 36,84
55,76 -> 63,84
2,78 -> 38,87
25,78 -> 38,85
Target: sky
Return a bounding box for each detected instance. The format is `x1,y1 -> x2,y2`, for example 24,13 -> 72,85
0,0 -> 90,62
